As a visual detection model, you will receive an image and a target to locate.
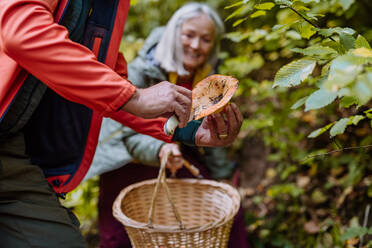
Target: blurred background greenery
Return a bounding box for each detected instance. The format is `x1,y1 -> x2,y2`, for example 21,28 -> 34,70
62,0 -> 372,247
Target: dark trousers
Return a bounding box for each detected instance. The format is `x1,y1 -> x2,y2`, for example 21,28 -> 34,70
98,158 -> 251,248
0,133 -> 87,248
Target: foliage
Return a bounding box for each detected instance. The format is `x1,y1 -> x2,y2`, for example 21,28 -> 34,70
226,0 -> 372,138
63,0 -> 372,247
62,177 -> 99,237
224,0 -> 372,247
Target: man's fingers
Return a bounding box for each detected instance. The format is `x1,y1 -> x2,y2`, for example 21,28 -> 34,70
174,90 -> 191,126
174,84 -> 192,98
173,102 -> 189,128
175,92 -> 192,115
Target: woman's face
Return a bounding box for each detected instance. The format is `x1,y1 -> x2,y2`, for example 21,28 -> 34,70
181,14 -> 215,72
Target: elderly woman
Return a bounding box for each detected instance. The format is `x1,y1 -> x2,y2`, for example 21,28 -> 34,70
86,3 -> 250,248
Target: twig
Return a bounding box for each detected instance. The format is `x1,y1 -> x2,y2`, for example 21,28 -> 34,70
359,204 -> 371,248
288,6 -> 319,28
332,138 -> 342,150
285,5 -> 337,42
301,145 -> 372,162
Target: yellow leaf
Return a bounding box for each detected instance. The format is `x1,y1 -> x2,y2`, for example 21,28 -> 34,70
250,10 -> 266,18
255,2 -> 275,10
353,47 -> 372,58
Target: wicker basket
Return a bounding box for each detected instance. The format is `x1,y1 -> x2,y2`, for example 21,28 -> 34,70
113,153 -> 241,248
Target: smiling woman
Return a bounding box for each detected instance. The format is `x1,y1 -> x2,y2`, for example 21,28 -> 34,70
154,2 -> 224,79
88,2 -> 250,248
181,14 -> 215,74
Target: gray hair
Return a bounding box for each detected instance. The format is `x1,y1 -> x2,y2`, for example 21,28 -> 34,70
154,2 -> 225,76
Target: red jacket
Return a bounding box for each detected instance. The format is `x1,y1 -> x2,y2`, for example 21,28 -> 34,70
0,0 -> 172,193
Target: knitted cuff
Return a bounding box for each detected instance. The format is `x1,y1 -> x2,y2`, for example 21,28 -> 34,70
172,120 -> 201,146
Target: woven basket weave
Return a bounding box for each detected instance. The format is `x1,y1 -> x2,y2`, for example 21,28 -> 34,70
113,154 -> 241,248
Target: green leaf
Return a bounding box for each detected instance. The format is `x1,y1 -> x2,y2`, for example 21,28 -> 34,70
340,96 -> 358,108
353,47 -> 372,58
324,54 -> 365,91
233,17 -> 248,27
275,0 -> 292,6
355,35 -> 371,49
272,24 -> 290,31
307,13 -> 324,20
321,61 -> 331,77
308,123 -> 334,138
311,189 -> 327,204
353,73 -> 372,105
249,29 -> 268,42
250,10 -> 266,18
293,21 -> 316,39
267,183 -> 304,198
280,165 -> 297,180
305,89 -> 338,111
291,45 -> 338,59
224,31 -> 250,42
273,59 -> 316,88
225,1 -> 245,9
297,0 -> 320,3
341,226 -> 368,242
294,5 -> 310,12
323,40 -> 345,54
225,6 -> 245,21
318,27 -> 356,37
349,115 -> 365,125
291,96 -> 308,109
285,30 -> 302,40
338,0 -> 355,11
337,88 -> 351,98
255,2 -> 275,10
330,118 -> 349,137
340,33 -> 356,51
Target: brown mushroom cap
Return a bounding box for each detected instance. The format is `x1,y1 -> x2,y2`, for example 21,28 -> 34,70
191,74 -> 239,120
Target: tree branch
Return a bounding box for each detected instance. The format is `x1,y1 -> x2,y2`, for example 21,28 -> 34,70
285,5 -> 337,42
302,145 -> 372,162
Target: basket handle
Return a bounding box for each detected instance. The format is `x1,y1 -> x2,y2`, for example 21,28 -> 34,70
147,151 -> 185,230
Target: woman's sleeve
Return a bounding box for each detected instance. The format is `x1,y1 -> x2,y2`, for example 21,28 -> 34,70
0,0 -> 135,115
120,127 -> 165,166
127,57 -> 149,88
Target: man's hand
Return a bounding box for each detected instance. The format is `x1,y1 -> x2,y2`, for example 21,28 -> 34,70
121,81 -> 191,128
195,103 -> 243,147
158,143 -> 184,176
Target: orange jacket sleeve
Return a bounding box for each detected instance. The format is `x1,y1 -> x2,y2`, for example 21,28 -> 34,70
109,52 -> 173,143
109,111 -> 173,143
0,0 -> 135,115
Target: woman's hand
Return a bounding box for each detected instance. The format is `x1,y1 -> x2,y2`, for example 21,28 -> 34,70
158,143 -> 184,176
195,103 -> 243,147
